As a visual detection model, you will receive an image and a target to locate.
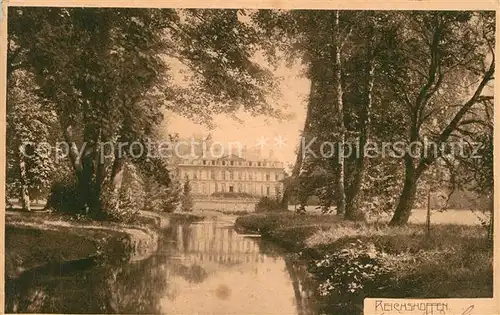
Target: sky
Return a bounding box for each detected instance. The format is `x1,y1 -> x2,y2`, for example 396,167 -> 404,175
162,56 -> 311,167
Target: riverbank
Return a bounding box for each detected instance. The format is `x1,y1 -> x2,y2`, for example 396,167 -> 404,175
235,212 -> 493,314
5,210 -> 205,280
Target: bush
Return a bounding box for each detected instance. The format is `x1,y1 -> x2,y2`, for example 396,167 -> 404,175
210,191 -> 255,199
100,163 -> 144,222
289,195 -> 321,206
143,176 -> 181,213
101,184 -> 141,223
255,196 -> 287,213
45,179 -> 83,214
309,239 -> 393,315
181,179 -> 194,212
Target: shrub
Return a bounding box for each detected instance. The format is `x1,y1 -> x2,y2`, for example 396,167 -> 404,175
210,191 -> 255,199
100,163 -> 144,222
255,196 -> 287,213
181,179 -> 194,212
45,179 -> 83,214
309,239 -> 393,315
143,176 -> 181,213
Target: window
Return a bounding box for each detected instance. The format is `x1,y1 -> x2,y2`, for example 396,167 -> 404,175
229,185 -> 234,193
249,172 -> 253,180
266,173 -> 270,181
249,162 -> 253,166
275,173 -> 279,181
201,170 -> 205,179
238,171 -> 242,180
258,162 -> 262,166
266,186 -> 270,196
203,160 -> 207,165
222,161 -> 226,166
211,171 -> 216,180
230,161 -> 234,166
230,171 -> 234,180
212,160 -> 216,165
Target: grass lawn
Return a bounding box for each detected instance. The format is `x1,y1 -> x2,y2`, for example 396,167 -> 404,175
5,210 -> 167,279
235,211 -> 493,314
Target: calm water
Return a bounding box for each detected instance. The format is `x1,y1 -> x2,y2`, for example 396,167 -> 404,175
6,217 -> 317,314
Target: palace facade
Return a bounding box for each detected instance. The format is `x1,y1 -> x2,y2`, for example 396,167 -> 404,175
176,153 -> 285,198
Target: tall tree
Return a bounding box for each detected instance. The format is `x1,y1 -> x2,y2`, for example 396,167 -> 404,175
8,8 -> 279,217
341,12 -> 402,220
385,11 -> 495,225
331,10 -> 347,216
6,70 -> 58,211
253,10 -> 357,215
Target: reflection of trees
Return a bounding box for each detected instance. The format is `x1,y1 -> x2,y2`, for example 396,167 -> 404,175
256,239 -> 289,258
6,221 -> 321,314
6,243 -> 213,314
283,254 -> 318,315
103,255 -> 170,313
5,260 -> 115,313
5,254 -> 211,314
171,264 -> 208,284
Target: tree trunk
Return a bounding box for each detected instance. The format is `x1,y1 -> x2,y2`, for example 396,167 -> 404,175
345,57 -> 375,221
103,154 -> 126,213
487,192 -> 494,245
62,125 -> 83,181
389,156 -> 422,225
93,130 -> 107,212
282,78 -> 315,210
281,135 -> 305,209
333,10 -> 346,216
79,148 -> 95,213
17,145 -> 31,212
111,155 -> 125,192
426,188 -> 431,237
280,184 -> 292,209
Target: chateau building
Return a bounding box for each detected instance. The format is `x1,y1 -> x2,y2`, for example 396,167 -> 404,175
176,151 -> 285,198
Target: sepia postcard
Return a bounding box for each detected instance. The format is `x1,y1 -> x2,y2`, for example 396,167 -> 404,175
1,1 -> 499,314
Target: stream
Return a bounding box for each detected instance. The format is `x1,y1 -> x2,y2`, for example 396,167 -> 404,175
5,216 -> 318,314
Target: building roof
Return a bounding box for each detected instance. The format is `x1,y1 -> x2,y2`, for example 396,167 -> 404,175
171,138 -> 281,163
218,154 -> 246,161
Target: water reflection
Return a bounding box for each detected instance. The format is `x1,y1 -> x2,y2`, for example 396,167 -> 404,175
6,218 -> 317,314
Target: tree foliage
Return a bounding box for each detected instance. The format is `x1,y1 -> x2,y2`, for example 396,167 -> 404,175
7,8 -> 280,218
253,10 -> 494,225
